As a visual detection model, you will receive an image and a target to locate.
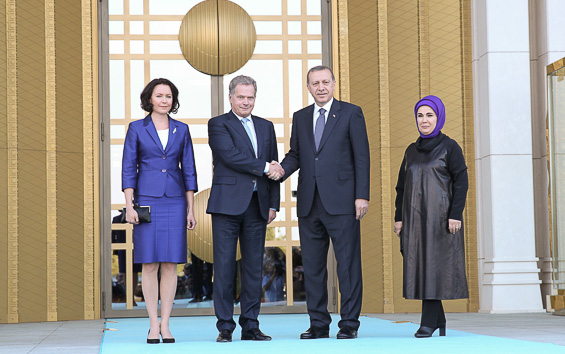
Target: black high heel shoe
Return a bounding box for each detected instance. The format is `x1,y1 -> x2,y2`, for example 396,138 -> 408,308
147,329 -> 160,344
159,324 -> 175,343
160,332 -> 175,344
414,324 -> 446,338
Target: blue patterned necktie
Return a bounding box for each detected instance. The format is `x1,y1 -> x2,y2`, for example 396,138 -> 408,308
315,108 -> 326,150
242,117 -> 257,157
242,117 -> 258,191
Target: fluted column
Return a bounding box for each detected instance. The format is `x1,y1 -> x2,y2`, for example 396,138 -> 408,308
472,0 -> 544,313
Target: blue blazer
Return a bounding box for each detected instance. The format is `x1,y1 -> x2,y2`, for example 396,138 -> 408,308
280,99 -> 370,217
206,111 -> 280,220
122,115 -> 198,197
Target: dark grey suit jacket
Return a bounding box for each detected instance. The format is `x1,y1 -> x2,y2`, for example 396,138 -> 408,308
281,99 -> 370,217
206,111 -> 280,220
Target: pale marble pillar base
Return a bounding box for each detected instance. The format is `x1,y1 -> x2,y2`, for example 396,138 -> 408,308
479,258 -> 544,313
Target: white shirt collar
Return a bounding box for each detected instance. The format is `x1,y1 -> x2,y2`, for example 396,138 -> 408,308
232,110 -> 252,123
314,98 -> 334,117
232,110 -> 258,156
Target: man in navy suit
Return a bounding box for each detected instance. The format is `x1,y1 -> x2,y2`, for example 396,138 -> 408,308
277,66 -> 370,339
207,75 -> 282,342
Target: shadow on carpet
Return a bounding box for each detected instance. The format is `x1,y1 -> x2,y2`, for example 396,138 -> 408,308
100,314 -> 565,353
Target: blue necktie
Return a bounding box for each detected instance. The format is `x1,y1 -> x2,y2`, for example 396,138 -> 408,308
242,118 -> 257,157
315,108 -> 326,151
242,118 -> 258,191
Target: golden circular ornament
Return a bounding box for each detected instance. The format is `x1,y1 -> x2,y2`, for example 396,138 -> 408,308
188,188 -> 241,263
179,0 -> 256,76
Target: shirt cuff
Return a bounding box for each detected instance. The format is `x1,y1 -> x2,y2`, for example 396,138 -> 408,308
264,162 -> 270,173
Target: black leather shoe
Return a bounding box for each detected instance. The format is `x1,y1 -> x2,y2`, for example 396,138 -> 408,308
216,329 -> 232,342
300,326 -> 330,339
147,329 -> 160,344
337,325 -> 358,339
241,328 -> 272,341
414,324 -> 446,338
160,332 -> 175,343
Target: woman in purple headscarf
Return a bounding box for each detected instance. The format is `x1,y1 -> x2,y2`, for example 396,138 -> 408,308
393,95 -> 469,338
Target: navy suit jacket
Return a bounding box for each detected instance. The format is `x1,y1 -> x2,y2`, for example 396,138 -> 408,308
206,111 -> 280,220
280,99 -> 370,217
122,115 -> 198,197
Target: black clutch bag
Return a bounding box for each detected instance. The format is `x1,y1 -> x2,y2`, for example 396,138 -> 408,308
121,204 -> 151,223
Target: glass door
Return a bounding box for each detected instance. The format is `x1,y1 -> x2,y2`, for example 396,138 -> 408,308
100,0 -> 331,317
548,58 -> 565,295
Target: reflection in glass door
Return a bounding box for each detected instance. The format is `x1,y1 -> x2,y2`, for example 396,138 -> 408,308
548,61 -> 565,293
103,0 -> 329,317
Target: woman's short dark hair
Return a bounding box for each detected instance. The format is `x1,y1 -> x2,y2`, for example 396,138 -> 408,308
140,78 -> 180,114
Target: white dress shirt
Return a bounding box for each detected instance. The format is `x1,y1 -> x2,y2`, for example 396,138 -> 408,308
157,128 -> 169,150
233,111 -> 270,173
313,98 -> 334,135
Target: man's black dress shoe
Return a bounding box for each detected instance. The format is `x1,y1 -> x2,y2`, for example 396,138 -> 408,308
216,329 -> 232,342
336,325 -> 358,339
241,328 -> 272,341
300,326 -> 330,339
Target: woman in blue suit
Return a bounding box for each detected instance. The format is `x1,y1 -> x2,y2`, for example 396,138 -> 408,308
122,78 -> 198,344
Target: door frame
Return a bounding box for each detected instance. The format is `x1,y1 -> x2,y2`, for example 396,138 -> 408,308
99,0 -> 335,319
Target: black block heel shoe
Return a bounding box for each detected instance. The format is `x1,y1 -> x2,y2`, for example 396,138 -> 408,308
414,324 -> 446,338
147,329 -> 160,344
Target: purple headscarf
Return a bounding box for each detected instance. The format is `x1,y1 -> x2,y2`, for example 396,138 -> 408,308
414,95 -> 445,138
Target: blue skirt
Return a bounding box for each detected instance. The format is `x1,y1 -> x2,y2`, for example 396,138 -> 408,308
133,195 -> 187,264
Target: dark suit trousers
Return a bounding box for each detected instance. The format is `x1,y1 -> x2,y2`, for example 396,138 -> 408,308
298,188 -> 363,330
212,193 -> 267,332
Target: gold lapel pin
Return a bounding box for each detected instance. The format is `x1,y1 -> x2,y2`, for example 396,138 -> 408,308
333,114 -> 336,117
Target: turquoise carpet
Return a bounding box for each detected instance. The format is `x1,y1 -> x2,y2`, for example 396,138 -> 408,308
100,314 -> 565,353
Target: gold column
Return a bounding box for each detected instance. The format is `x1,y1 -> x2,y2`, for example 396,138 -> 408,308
377,0 -> 394,314
333,0 -> 352,312
92,0 -> 100,319
460,0 -> 478,312
45,0 -> 57,322
386,0 -> 421,313
82,0 -> 96,320
341,0 -> 386,313
6,0 -> 18,324
417,0 -> 430,97
0,0 -> 99,323
334,0 -> 350,102
0,0 -> 7,324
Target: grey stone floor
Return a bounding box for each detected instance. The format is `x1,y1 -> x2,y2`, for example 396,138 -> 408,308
0,313 -> 563,353
370,312 -> 565,346
0,319 -> 105,353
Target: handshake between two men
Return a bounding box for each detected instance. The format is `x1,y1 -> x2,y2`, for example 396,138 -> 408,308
266,161 -> 284,181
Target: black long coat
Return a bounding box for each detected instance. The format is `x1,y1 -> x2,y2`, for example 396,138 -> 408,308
395,133 -> 469,300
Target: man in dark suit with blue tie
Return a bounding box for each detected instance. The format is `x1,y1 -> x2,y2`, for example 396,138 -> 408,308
207,75 -> 283,343
277,66 -> 370,339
